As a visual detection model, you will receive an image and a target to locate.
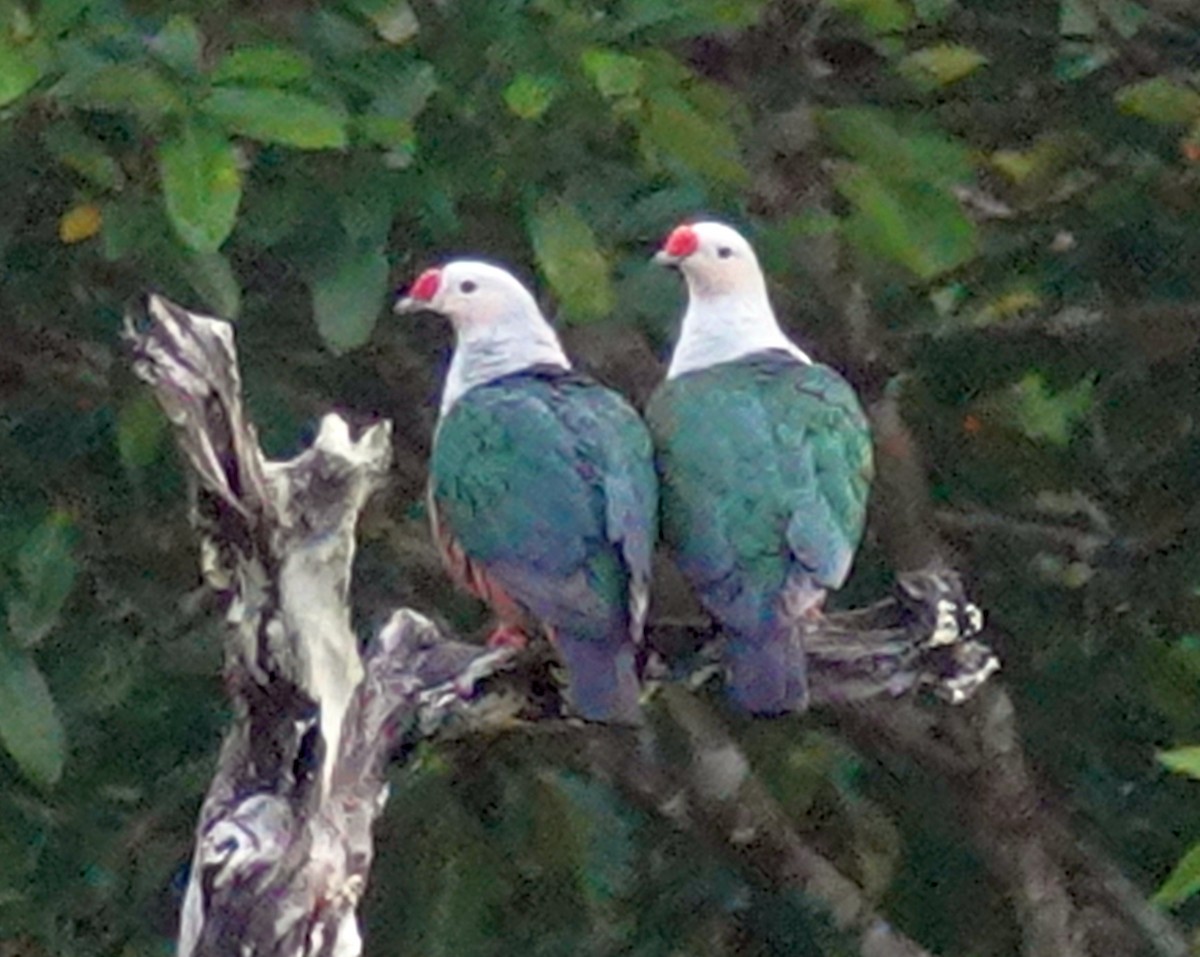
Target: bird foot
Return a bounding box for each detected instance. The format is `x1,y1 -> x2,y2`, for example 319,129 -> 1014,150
486,624 -> 529,650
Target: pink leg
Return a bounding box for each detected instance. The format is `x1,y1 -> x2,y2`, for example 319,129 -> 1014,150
486,624 -> 529,650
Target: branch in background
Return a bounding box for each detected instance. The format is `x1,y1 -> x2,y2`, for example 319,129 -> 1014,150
128,297 -> 997,957
934,506 -> 1113,560
741,84 -> 1188,949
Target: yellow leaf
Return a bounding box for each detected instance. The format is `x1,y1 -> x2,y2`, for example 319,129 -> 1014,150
59,204 -> 103,244
900,44 -> 988,88
976,289 -> 1041,323
1115,77 -> 1200,125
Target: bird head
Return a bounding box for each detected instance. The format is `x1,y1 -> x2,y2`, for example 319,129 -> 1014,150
394,260 -> 542,332
653,221 -> 763,299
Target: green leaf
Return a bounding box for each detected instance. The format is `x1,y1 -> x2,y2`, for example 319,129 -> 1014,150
1155,841 -> 1200,907
899,44 -> 987,88
100,194 -> 174,263
639,89 -> 748,186
212,45 -> 313,86
355,115 -> 416,159
1054,40 -> 1115,82
182,250 -> 242,318
910,0 -> 955,23
503,73 -> 559,120
1060,0 -> 1099,35
828,0 -> 913,33
203,87 -> 348,150
116,394 -> 168,471
338,165 -> 399,245
619,0 -> 766,34
309,8 -> 377,57
1115,77 -> 1200,125
37,0 -> 89,35
311,242 -> 390,352
7,513 -> 78,649
822,107 -> 973,187
41,123 -> 124,190
580,48 -> 645,98
1008,372 -> 1094,446
0,34 -> 39,106
58,64 -> 184,121
837,168 -> 978,280
1159,747 -> 1200,779
368,60 -> 438,122
529,201 -> 614,323
158,119 -> 242,253
0,636 -> 66,787
150,14 -> 202,74
1101,0 -> 1148,39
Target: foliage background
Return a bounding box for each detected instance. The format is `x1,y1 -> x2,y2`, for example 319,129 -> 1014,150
3,0 -> 1200,953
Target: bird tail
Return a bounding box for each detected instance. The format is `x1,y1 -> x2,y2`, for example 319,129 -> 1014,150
724,619 -> 809,715
555,634 -> 643,725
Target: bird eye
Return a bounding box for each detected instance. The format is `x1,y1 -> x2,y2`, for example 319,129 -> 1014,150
717,246 -> 733,259
460,280 -> 477,293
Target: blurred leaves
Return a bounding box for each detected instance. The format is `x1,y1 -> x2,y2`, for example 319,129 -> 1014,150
1158,748 -> 1200,905
639,86 -> 749,186
150,15 -> 202,75
311,241 -> 391,353
824,108 -> 977,278
182,250 -> 242,318
529,201 -> 614,323
1008,373 -> 1094,447
899,44 -> 987,88
42,124 -> 124,191
212,45 -> 314,86
1161,748 -> 1200,780
352,0 -> 420,46
201,88 -> 348,150
822,107 -> 972,186
158,120 -> 242,253
5,0 -> 1200,952
0,31 -> 39,106
59,203 -> 102,244
0,510 -> 74,787
581,48 -> 645,99
0,635 -> 66,788
1115,77 -> 1200,125
828,0 -> 913,34
6,513 -> 78,650
503,73 -> 559,120
837,170 -> 977,279
1155,841 -> 1200,907
116,395 -> 169,472
57,64 -> 184,121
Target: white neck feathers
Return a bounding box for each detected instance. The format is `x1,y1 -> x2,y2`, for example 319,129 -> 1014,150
441,311 -> 570,415
666,289 -> 810,379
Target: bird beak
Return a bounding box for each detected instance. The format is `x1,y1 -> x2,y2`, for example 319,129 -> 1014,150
394,267 -> 444,315
653,225 -> 699,268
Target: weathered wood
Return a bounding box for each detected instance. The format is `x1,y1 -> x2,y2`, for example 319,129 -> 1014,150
127,295 -> 997,957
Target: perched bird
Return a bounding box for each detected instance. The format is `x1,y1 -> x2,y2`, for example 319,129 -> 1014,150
395,260 -> 657,723
646,221 -> 873,714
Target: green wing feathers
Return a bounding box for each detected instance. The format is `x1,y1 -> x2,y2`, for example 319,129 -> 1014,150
647,350 -> 872,633
429,369 -> 657,722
